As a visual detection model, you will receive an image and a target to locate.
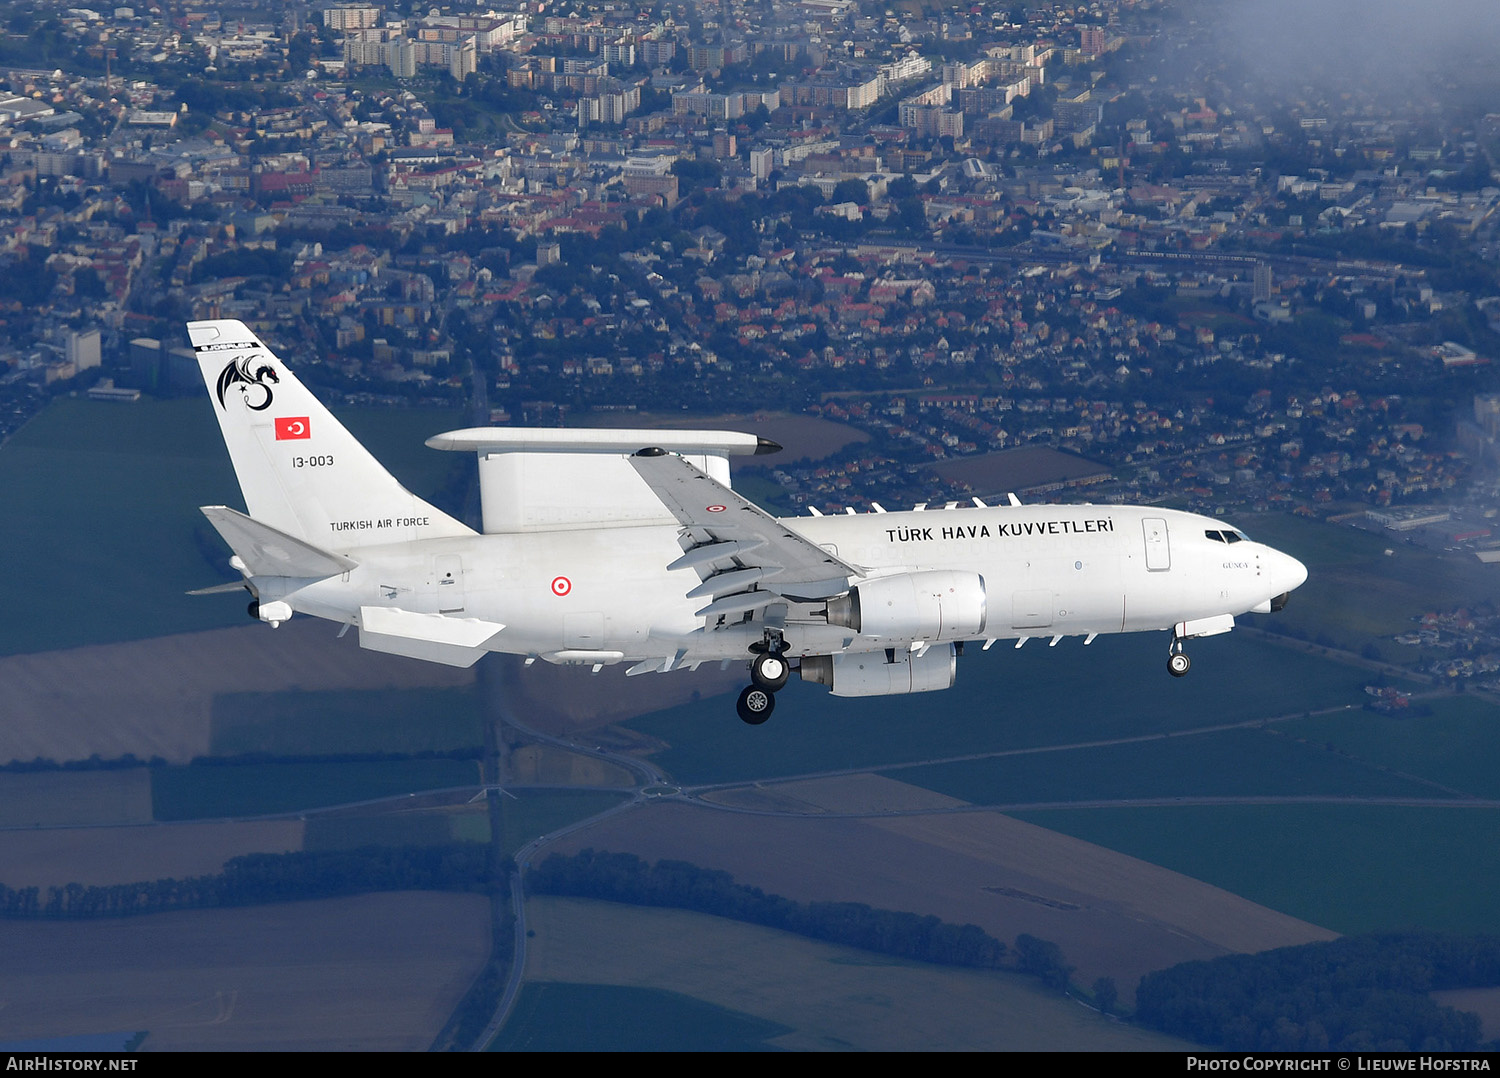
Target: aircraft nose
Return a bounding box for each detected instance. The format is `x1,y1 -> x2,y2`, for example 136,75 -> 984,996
1270,548 -> 1308,595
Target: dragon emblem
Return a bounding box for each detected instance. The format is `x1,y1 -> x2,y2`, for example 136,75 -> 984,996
215,355 -> 280,411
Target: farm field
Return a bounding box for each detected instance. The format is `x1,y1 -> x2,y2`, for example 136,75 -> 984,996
0,621 -> 474,767
894,723 -> 1453,805
304,789 -> 633,858
0,769 -> 153,828
0,819 -> 304,889
494,983 -> 792,1051
1241,512 -> 1500,656
628,631 -> 1369,786
508,896 -> 1191,1051
0,893 -> 489,1051
210,687 -> 485,758
542,791 -> 1335,998
303,803 -> 489,850
1013,804 -> 1500,936
150,758 -> 482,821
0,398 -> 240,654
496,790 -> 632,858
929,445 -> 1112,496
1294,694 -> 1500,798
0,397 -> 472,657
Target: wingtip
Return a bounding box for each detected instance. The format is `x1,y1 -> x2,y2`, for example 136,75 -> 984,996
754,437 -> 783,456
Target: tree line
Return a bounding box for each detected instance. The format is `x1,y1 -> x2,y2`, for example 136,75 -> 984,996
1135,931 -> 1500,1051
527,848 -> 1032,976
0,844 -> 493,920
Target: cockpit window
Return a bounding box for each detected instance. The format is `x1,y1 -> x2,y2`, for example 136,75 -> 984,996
1205,530 -> 1225,543
1205,529 -> 1249,543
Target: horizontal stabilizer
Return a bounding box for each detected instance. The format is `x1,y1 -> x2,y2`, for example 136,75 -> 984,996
201,506 -> 358,579
358,606 -> 505,668
186,581 -> 251,596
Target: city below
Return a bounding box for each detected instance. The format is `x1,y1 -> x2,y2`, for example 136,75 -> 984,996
1,0 -> 1498,559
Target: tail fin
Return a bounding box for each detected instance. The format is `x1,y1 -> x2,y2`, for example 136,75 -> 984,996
188,319 -> 474,549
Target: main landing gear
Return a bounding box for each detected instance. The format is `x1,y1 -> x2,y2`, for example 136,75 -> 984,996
736,685 -> 776,724
737,634 -> 790,724
1167,635 -> 1191,678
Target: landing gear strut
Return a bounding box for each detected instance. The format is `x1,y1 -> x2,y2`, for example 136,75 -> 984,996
1167,636 -> 1191,678
739,633 -> 790,723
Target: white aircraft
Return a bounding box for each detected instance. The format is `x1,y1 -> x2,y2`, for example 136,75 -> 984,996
188,319 -> 1308,724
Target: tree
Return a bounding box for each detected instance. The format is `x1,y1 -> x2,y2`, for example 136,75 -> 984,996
886,174 -> 919,200
831,178 -> 870,205
1093,976 -> 1118,1015
1015,933 -> 1074,991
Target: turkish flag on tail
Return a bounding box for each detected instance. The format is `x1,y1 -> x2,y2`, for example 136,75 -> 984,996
275,416 -> 311,440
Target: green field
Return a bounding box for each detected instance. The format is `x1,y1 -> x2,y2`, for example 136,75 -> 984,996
1014,804 -> 1500,936
0,769 -> 153,828
151,758 -> 482,820
499,790 -> 631,858
305,804 -> 490,850
211,688 -> 485,757
305,809 -> 468,850
894,723 -> 1452,805
504,896 -> 1192,1051
1295,694 -> 1500,799
1241,512 -> 1500,656
0,397 -> 472,657
630,631 -> 1369,786
493,983 -> 790,1051
299,788 -> 627,855
0,398 -> 242,653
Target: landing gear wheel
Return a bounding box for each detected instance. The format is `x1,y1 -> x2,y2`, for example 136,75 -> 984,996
1168,651 -> 1191,678
736,685 -> 776,725
247,600 -> 260,621
751,652 -> 790,691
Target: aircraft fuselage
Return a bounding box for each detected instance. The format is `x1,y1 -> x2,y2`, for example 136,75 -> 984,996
283,501 -> 1303,665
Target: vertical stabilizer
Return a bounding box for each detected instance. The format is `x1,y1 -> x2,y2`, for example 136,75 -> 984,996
189,319 -> 474,548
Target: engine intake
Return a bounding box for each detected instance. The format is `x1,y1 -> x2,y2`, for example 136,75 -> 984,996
800,645 -> 957,697
826,570 -> 987,641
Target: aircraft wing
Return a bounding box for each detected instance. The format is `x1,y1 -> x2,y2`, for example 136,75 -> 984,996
629,449 -> 859,618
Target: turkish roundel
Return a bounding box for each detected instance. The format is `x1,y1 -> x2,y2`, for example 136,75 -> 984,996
275,416 -> 311,440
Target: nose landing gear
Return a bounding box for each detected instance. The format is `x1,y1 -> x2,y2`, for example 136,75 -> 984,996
1167,636 -> 1191,678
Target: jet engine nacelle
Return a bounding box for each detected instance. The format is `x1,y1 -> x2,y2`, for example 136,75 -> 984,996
825,570 -> 987,641
800,645 -> 957,697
